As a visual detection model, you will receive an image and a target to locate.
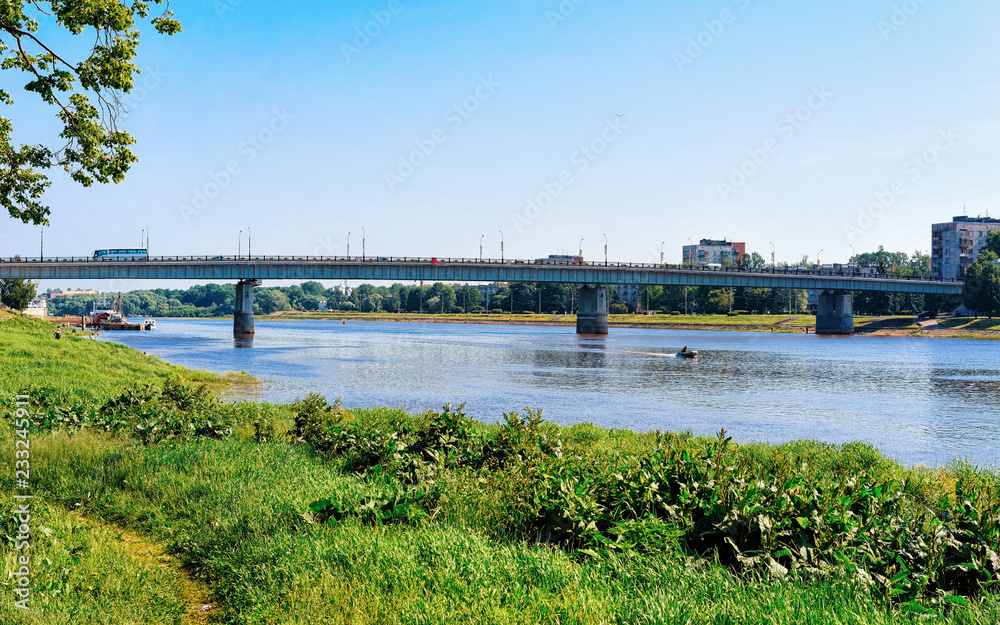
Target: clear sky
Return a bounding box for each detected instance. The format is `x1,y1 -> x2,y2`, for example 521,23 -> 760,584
4,0 -> 1000,290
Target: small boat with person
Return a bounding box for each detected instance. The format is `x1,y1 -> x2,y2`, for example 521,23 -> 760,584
678,345 -> 698,358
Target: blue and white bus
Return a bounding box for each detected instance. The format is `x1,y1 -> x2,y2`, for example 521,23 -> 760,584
93,248 -> 148,261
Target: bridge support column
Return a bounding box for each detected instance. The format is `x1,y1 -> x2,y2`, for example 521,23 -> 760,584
576,286 -> 608,335
816,290 -> 854,335
234,279 -> 262,335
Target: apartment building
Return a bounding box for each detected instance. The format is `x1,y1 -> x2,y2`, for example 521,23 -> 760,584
931,216 -> 1000,279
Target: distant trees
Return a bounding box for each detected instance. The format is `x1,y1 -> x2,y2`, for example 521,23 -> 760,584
0,279 -> 36,311
254,289 -> 291,315
963,251 -> 1000,318
984,231 -> 1000,258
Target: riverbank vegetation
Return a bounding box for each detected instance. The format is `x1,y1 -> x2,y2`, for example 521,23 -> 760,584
0,313 -> 255,401
2,318 -> 999,623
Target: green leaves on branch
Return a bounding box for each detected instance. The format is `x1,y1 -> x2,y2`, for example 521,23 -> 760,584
0,1 -> 180,224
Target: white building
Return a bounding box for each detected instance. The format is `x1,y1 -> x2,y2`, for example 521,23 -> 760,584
682,239 -> 746,268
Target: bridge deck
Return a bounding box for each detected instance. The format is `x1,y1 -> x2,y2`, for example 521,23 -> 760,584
0,257 -> 963,295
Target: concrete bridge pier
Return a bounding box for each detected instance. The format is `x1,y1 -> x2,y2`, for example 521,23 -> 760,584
576,286 -> 608,335
234,279 -> 262,335
816,290 -> 854,335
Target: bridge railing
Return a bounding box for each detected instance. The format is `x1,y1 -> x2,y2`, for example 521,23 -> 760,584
0,255 -> 963,283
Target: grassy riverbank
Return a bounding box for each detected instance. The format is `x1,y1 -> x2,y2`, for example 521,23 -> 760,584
0,312 -> 257,402
2,312 -> 999,623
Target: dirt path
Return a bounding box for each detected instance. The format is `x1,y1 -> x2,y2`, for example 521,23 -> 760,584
69,511 -> 215,624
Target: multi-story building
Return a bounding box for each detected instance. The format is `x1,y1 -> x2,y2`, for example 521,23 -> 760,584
682,239 -> 746,268
931,216 -> 1000,279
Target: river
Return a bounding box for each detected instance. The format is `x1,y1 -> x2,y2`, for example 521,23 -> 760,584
97,319 -> 1000,468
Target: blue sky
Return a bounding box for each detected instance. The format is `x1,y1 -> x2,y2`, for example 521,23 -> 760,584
4,0 -> 1000,289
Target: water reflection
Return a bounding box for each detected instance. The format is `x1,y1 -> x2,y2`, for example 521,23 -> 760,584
98,319 -> 1000,468
234,335 -> 254,349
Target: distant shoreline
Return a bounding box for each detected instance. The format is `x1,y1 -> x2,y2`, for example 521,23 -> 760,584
255,311 -> 1000,339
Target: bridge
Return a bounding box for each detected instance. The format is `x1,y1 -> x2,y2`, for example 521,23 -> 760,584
0,255 -> 963,336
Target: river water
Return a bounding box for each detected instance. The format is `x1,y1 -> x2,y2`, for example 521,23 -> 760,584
97,319 -> 1000,468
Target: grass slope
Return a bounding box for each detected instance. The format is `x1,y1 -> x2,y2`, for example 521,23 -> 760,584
0,313 -> 253,404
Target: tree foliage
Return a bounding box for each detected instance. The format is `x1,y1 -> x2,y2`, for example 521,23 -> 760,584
983,231 -> 1000,258
0,1 -> 181,224
963,251 -> 1000,318
0,277 -> 36,310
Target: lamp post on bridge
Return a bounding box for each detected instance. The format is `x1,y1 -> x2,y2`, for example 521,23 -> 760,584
817,249 -> 823,268
603,233 -> 608,266
347,232 -> 350,259
660,241 -> 665,265
238,230 -> 242,259
579,238 -> 583,261
769,241 -> 775,272
849,244 -> 856,275
247,226 -> 251,259
499,230 -> 504,263
480,234 -> 484,262
362,227 -> 366,262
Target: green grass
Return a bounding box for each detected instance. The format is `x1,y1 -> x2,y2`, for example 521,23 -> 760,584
0,487 -> 195,624
0,312 -> 255,404
939,318 -> 1000,331
10,428 -> 999,625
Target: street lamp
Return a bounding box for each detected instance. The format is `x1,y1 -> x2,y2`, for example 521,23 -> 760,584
579,238 -> 584,260
347,232 -> 351,258
499,230 -> 504,262
687,237 -> 694,269
238,230 -> 242,258
480,234 -> 484,262
817,249 -> 823,268
849,244 -> 856,271
362,227 -> 366,262
146,226 -> 150,255
603,233 -> 608,266
247,226 -> 251,259
660,241 -> 665,264
769,241 -> 775,272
